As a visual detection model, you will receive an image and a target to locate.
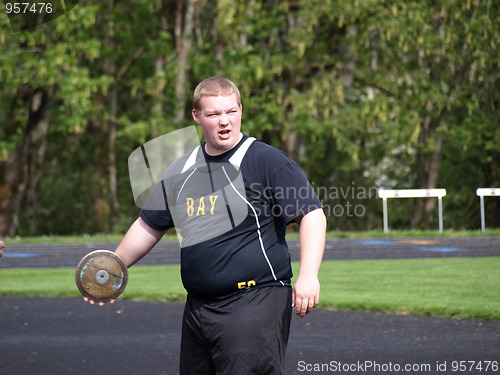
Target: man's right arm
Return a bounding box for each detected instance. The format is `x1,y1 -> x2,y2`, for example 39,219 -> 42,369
83,217 -> 165,306
115,217 -> 166,268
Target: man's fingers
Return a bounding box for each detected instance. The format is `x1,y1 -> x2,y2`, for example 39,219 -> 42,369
295,296 -> 318,317
295,297 -> 307,317
84,296 -> 115,306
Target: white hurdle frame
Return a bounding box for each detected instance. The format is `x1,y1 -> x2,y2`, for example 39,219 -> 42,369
476,188 -> 500,232
378,189 -> 447,233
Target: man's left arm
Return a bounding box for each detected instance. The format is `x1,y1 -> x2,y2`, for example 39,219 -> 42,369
292,208 -> 326,317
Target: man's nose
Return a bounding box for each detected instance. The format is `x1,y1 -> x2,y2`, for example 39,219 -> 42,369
220,113 -> 229,125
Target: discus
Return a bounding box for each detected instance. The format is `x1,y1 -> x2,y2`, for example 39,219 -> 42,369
75,250 -> 128,302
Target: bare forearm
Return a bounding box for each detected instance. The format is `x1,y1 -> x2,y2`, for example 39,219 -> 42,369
298,208 -> 326,277
115,218 -> 166,267
292,208 -> 326,317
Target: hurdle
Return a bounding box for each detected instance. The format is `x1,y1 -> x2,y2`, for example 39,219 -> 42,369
378,189 -> 447,233
476,188 -> 500,232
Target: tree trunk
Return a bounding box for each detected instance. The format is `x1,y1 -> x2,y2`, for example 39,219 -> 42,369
24,89 -> 52,234
151,9 -> 169,138
174,0 -> 195,124
0,146 -> 25,237
0,86 -> 51,236
412,113 -> 442,229
90,91 -> 110,233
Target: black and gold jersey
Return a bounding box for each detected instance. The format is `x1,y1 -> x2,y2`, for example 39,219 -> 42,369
140,134 -> 322,299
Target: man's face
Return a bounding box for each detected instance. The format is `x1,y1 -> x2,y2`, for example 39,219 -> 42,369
192,94 -> 243,156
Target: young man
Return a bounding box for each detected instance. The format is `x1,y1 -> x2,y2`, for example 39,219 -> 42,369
88,77 -> 326,374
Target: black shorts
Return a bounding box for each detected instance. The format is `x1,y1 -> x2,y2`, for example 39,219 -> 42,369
179,286 -> 293,375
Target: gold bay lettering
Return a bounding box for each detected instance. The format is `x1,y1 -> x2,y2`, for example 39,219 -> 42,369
186,195 -> 219,217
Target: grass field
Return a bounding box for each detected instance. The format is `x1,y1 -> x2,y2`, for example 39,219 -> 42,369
1,257 -> 499,320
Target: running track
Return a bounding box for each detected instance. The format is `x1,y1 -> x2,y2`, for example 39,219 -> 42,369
1,236 -> 500,268
1,237 -> 499,375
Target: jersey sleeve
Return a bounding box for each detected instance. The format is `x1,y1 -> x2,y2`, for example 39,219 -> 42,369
139,208 -> 174,231
269,159 -> 323,224
139,180 -> 175,231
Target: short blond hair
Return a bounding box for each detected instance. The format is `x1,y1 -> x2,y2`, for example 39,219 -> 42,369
193,77 -> 241,112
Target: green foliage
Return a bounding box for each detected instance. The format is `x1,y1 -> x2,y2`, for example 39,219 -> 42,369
0,0 -> 498,235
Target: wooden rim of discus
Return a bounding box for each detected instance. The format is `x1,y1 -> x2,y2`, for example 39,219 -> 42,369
75,250 -> 128,302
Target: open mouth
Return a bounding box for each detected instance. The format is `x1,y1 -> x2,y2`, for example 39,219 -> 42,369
219,129 -> 231,139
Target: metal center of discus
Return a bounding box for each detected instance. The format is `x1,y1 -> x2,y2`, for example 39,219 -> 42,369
95,270 -> 109,284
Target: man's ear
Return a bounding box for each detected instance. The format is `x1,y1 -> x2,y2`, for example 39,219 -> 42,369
192,109 -> 201,124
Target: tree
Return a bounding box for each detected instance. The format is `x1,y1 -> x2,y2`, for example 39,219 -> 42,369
1,0 -> 498,235
322,0 -> 500,229
0,5 -> 108,235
